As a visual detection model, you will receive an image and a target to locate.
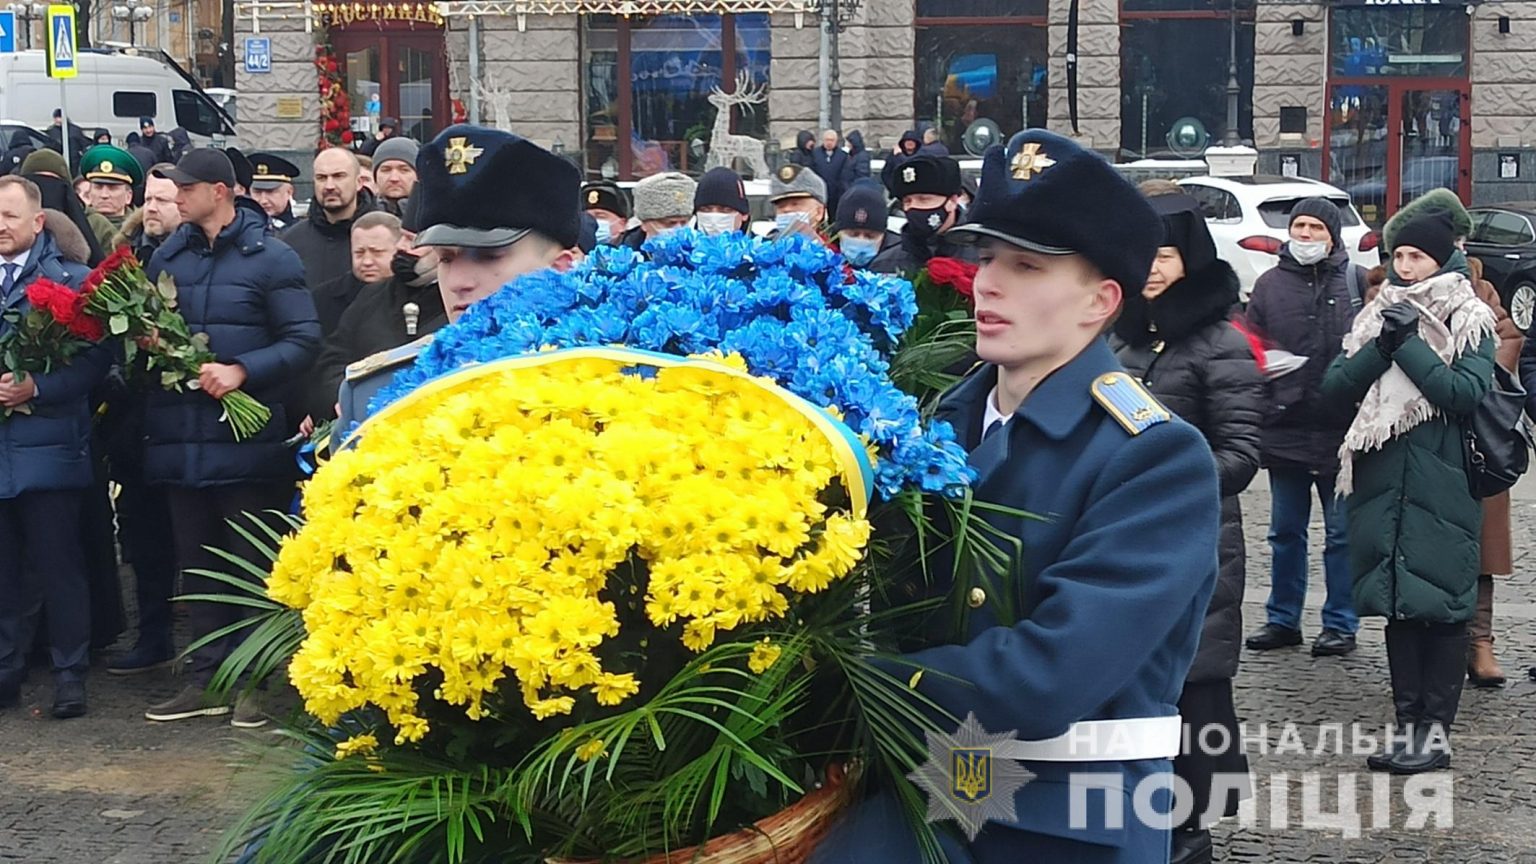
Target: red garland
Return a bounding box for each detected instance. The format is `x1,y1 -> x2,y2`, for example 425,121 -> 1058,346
925,256 -> 978,297
315,42 -> 353,150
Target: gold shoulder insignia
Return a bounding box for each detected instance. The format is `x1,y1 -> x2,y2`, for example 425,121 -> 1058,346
1091,372 -> 1171,436
344,334 -> 436,382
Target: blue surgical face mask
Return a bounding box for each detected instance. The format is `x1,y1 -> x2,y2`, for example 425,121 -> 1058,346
775,211 -> 812,234
592,219 -> 612,246
841,236 -> 881,266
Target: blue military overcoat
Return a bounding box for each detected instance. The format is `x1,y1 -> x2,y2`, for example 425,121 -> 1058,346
813,338 -> 1221,864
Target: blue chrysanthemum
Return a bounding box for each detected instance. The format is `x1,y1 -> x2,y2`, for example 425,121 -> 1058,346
373,230 -> 973,498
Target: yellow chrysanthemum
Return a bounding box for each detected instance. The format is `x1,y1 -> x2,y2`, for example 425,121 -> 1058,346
334,733 -> 378,760
748,639 -> 782,674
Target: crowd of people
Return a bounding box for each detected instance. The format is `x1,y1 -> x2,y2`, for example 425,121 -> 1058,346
0,118 -> 1532,864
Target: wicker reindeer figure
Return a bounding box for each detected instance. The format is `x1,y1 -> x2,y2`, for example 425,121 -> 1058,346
705,73 -> 771,179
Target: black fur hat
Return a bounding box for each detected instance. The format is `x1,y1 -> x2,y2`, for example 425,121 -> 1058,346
414,125 -> 580,249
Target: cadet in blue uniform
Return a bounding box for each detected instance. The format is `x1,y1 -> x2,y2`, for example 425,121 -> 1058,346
811,130 -> 1222,864
334,125 -> 581,438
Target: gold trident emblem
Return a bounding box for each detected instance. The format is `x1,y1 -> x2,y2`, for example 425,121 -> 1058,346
444,137 -> 484,175
951,748 -> 992,803
1010,142 -> 1056,181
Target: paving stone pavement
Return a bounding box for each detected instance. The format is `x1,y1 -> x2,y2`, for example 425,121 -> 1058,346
2,473 -> 1533,863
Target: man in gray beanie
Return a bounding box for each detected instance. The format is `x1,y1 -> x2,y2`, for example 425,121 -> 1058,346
372,137 -> 419,217
621,171 -> 697,250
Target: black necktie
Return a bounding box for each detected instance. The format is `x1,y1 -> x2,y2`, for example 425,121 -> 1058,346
1,263 -> 16,298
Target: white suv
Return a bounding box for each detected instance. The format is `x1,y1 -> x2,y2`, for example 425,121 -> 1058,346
1177,175 -> 1382,301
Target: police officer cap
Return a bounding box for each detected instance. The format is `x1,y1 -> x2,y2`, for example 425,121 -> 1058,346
891,155 -> 960,199
835,181 -> 889,233
950,129 -> 1161,296
769,163 -> 826,205
581,181 -> 630,219
80,144 -> 144,187
249,152 -> 302,190
413,124 -> 581,250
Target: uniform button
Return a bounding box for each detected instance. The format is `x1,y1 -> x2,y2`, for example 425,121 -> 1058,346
968,587 -> 986,608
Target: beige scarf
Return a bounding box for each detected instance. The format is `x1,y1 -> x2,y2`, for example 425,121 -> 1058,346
1336,271 -> 1494,495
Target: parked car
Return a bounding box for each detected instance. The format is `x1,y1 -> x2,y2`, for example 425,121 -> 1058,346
1177,175 -> 1381,301
1464,204 -> 1536,336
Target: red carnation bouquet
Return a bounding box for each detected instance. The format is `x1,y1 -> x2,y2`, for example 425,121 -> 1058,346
25,247 -> 271,436
0,278 -> 106,417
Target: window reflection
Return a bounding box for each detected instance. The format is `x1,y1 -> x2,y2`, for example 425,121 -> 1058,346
915,26 -> 1047,154
1120,19 -> 1253,159
1330,8 -> 1468,78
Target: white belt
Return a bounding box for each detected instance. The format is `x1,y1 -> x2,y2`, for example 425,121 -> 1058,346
992,716 -> 1182,763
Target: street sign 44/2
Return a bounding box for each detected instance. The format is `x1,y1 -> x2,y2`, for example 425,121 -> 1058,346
244,37 -> 271,73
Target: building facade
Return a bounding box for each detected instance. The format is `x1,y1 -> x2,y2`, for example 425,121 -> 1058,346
234,0 -> 1536,223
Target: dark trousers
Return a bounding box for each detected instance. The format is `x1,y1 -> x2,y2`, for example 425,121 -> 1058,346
0,490 -> 91,685
117,479 -> 179,650
1385,620 -> 1470,743
81,461 -> 125,650
166,483 -> 291,684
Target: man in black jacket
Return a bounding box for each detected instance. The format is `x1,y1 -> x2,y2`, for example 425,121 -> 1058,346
811,130 -> 851,213
1243,197 -> 1362,658
311,198 -> 446,419
870,155 -> 976,275
282,148 -> 378,335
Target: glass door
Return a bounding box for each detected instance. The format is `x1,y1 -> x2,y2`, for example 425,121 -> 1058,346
329,28 -> 449,145
1324,81 -> 1468,228
1397,88 -> 1464,211
1327,84 -> 1389,227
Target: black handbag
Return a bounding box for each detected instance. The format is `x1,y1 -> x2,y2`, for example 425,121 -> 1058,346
1465,363 -> 1533,498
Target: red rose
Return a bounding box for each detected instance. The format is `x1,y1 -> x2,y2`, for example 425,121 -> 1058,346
340,131 -> 354,144
67,312 -> 104,342
926,256 -> 978,297
25,279 -> 77,325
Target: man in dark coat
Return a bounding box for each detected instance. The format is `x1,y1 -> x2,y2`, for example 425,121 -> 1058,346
138,118 -> 175,165
1242,197 -> 1364,658
870,155 -> 977,275
844,130 -> 872,181
0,176 -> 108,720
311,197 -> 446,420
879,129 -> 922,195
140,150 -> 320,728
811,130 -> 852,213
832,180 -> 898,269
3,129 -> 35,175
282,147 -> 378,335
788,130 -> 815,167
811,129 -> 1220,864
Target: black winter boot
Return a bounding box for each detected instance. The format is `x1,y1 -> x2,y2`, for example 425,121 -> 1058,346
1369,622 -> 1423,771
1388,623 -> 1467,774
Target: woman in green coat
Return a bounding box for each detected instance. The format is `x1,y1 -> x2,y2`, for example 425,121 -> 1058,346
1321,211 -> 1495,775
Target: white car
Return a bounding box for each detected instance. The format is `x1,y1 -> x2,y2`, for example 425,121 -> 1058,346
1177,175 -> 1381,301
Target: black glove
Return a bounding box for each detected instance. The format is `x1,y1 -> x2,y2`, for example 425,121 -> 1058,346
1376,301 -> 1420,356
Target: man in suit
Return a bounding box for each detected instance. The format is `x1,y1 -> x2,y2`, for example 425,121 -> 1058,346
812,129 -> 852,213
811,130 -> 1222,864
0,175 -> 109,719
335,125 -> 580,440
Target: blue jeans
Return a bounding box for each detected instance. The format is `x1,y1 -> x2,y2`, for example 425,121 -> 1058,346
1264,466 -> 1358,635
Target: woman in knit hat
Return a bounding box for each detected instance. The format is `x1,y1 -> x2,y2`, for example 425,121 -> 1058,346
1322,207 -> 1497,775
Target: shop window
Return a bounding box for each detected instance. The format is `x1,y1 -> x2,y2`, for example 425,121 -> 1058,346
915,26 -> 1047,154
1122,0 -> 1252,12
583,13 -> 769,180
1120,18 -> 1253,159
916,0 -> 1046,16
1331,7 -> 1468,78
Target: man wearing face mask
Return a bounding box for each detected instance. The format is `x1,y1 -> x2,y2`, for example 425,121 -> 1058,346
834,181 -> 897,269
870,155 -> 977,275
311,195 -> 447,421
619,172 -> 698,250
581,181 -> 631,248
767,164 -> 828,243
693,167 -> 751,237
1243,197 -> 1365,659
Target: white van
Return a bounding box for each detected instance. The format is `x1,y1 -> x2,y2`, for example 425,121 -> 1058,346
0,47 -> 235,147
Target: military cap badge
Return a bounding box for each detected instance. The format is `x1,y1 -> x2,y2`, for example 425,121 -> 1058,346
444,137 -> 484,175
1010,142 -> 1056,181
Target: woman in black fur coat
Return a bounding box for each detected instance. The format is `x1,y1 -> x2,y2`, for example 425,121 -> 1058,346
1111,191 -> 1265,864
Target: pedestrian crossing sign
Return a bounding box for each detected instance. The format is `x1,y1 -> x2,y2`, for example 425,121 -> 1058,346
45,5 -> 76,79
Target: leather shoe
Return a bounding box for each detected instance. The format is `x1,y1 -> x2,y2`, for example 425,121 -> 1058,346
1246,624 -> 1302,651
1311,629 -> 1357,657
51,680 -> 86,719
1170,828 -> 1212,864
1366,736 -> 1409,772
1388,725 -> 1451,774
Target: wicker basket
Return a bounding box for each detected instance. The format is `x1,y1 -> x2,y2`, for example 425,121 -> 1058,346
547,764 -> 856,864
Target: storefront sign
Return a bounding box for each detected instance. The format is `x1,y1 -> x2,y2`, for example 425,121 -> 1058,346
1335,0 -> 1442,5
276,96 -> 305,119
313,2 -> 445,26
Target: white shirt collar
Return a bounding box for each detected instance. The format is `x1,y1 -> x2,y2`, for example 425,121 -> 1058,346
982,385 -> 1010,436
1,249 -> 31,270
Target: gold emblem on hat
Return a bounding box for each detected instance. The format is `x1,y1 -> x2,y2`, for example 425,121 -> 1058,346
587,190 -> 600,205
778,164 -> 796,182
1010,142 -> 1056,181
101,159 -> 114,173
902,166 -> 916,183
258,163 -> 269,174
444,136 -> 484,175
